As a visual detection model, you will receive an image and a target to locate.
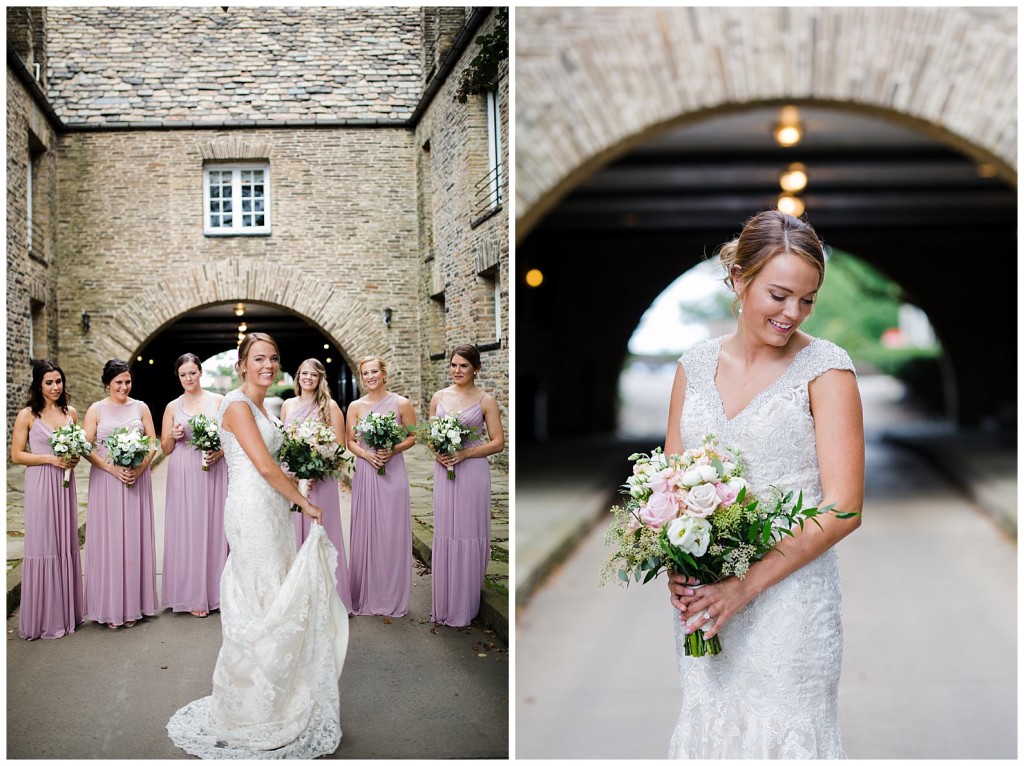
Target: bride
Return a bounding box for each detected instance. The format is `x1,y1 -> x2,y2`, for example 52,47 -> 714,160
167,332 -> 349,759
665,211 -> 864,758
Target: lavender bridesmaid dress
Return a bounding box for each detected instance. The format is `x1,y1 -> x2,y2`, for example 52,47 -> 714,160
84,399 -> 159,626
349,393 -> 412,616
286,400 -> 353,613
162,395 -> 229,613
18,416 -> 85,640
430,399 -> 491,627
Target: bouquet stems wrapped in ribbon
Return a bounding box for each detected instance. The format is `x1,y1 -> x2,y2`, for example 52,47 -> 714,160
104,426 -> 153,489
186,413 -> 221,471
276,419 -> 352,513
354,411 -> 409,476
600,433 -> 859,657
423,412 -> 480,480
48,422 -> 93,488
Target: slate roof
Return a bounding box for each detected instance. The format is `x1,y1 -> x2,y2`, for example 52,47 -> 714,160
44,6 -> 423,125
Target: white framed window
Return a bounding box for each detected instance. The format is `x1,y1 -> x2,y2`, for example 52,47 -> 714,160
203,164 -> 271,235
486,89 -> 503,208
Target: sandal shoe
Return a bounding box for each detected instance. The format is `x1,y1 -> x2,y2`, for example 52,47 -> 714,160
190,611 -> 209,618
124,620 -> 137,628
107,623 -> 120,630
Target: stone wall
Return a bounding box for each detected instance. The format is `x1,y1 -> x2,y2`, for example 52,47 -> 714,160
7,59 -> 60,432
414,11 -> 510,468
515,6 -> 1018,237
56,128 -> 420,409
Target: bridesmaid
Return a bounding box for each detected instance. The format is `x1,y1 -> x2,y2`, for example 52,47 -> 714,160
11,360 -> 85,640
82,359 -> 159,629
280,358 -> 353,613
160,353 -> 228,618
346,356 -> 417,617
428,344 -> 505,628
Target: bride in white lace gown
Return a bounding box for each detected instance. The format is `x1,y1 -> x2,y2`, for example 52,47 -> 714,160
665,211 -> 864,759
167,333 -> 349,759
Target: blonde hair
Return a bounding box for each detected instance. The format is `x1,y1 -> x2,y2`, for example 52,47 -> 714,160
294,358 -> 332,425
357,355 -> 389,390
716,210 -> 826,314
235,332 -> 280,381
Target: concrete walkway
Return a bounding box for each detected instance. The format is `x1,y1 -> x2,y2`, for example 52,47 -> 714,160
6,442 -> 509,643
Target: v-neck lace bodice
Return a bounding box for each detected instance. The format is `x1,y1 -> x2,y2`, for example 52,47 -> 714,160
669,335 -> 857,759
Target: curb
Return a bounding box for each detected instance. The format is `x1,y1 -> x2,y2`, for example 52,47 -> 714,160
411,523 -> 509,645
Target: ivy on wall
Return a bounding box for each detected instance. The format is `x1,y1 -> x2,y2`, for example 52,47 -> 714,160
454,8 -> 508,103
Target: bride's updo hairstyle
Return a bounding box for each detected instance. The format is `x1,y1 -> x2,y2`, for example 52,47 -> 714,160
716,210 -> 826,314
235,332 -> 280,381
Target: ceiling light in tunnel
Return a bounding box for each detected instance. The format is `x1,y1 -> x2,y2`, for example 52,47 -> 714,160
323,344 -> 330,350
525,269 -> 544,288
137,356 -> 143,362
779,163 -> 808,193
326,357 -> 333,363
234,302 -> 245,316
777,193 -> 805,217
773,105 -> 803,147
238,322 -> 247,333
976,163 -> 998,178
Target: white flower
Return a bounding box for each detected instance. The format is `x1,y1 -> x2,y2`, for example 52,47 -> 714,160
667,515 -> 712,557
683,483 -> 721,518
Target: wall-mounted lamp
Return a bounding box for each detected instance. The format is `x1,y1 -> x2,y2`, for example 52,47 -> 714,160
384,308 -> 393,327
81,311 -> 90,332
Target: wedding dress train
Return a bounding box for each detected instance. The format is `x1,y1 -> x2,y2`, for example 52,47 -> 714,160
167,390 -> 348,759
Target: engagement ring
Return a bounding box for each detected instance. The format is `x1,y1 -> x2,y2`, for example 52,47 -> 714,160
703,611 -> 711,620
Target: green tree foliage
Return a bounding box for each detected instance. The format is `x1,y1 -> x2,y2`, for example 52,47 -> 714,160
454,8 -> 508,103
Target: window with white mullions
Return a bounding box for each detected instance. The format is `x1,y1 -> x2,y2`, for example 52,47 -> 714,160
204,164 -> 271,235
486,89 -> 503,209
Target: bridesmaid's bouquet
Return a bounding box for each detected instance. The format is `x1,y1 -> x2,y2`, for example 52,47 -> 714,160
354,411 -> 409,476
423,412 -> 480,480
104,426 -> 153,489
186,413 -> 221,471
600,433 -> 859,657
277,419 -> 352,513
48,423 -> 93,488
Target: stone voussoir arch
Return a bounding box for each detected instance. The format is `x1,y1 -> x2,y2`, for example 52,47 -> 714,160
101,258 -> 387,368
515,5 -> 1017,241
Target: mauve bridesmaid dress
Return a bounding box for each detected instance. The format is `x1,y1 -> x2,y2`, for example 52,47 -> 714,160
84,399 -> 159,626
349,392 -> 412,617
162,395 -> 229,613
430,399 -> 491,627
286,400 -> 353,613
18,416 -> 85,640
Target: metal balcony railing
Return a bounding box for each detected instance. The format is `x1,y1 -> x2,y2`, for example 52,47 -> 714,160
473,165 -> 503,219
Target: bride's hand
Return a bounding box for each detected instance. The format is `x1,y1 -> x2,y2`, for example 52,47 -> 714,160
667,572 -> 702,613
677,576 -> 755,640
302,502 -> 323,525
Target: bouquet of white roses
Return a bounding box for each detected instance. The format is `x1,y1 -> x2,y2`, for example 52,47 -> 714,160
600,433 -> 858,657
424,412 -> 480,480
276,419 -> 352,513
187,413 -> 221,471
48,422 -> 92,488
354,411 -> 409,476
104,426 -> 153,489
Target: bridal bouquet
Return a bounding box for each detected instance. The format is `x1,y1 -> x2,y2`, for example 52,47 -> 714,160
353,411 -> 409,476
48,423 -> 92,487
277,419 -> 351,513
600,433 -> 858,657
104,426 -> 153,489
186,413 -> 221,471
423,412 -> 479,480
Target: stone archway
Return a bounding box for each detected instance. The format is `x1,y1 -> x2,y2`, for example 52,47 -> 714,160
515,6 -> 1016,241
68,258 -> 401,407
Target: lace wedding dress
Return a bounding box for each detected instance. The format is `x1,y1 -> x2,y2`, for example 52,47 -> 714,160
167,390 -> 349,759
669,336 -> 855,759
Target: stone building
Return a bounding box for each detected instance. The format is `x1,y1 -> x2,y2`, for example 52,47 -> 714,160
6,6 -> 508,467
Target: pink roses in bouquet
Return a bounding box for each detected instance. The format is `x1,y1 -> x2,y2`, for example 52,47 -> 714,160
601,433 -> 858,657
